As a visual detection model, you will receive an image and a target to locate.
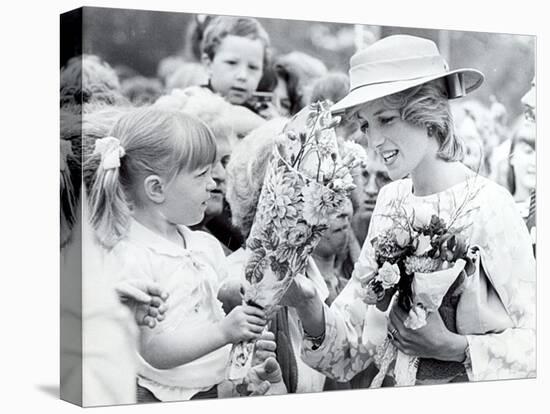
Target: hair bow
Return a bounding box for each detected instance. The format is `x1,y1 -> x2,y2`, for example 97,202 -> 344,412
93,136 -> 125,170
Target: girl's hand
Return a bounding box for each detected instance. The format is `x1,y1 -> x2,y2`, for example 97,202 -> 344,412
115,280 -> 169,329
387,303 -> 467,362
221,305 -> 267,344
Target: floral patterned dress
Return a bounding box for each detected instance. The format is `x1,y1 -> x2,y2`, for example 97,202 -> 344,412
301,175 -> 536,384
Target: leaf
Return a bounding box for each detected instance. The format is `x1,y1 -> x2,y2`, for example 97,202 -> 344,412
245,249 -> 268,284
247,237 -> 263,251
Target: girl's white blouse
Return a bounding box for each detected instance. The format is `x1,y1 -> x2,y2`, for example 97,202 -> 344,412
108,219 -> 231,401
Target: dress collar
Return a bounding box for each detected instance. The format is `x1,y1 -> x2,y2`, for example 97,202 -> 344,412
127,218 -> 193,258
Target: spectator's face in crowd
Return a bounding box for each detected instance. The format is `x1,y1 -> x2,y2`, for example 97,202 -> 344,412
511,125 -> 536,196
458,118 -> 484,172
273,76 -> 291,117
205,136 -> 232,218
522,78 -> 536,122
314,198 -> 353,257
205,35 -> 264,105
350,149 -> 391,223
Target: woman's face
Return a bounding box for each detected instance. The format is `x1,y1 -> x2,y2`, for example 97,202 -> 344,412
355,100 -> 433,181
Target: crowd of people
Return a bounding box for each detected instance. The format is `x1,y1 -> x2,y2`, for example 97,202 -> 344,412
60,14 -> 536,407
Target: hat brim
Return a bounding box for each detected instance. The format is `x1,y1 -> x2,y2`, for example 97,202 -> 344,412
330,68 -> 484,115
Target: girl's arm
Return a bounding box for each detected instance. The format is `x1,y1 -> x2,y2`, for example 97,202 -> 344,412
139,304 -> 266,370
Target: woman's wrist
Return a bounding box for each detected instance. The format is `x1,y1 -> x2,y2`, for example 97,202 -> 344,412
297,295 -> 325,338
441,333 -> 469,362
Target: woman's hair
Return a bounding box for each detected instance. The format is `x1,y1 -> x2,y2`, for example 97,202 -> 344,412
274,51 -> 328,115
157,55 -> 187,84
121,76 -> 163,106
154,86 -> 234,142
310,72 -> 350,105
165,62 -> 208,92
200,16 -> 271,65
379,78 -> 463,162
86,108 -> 217,247
60,54 -> 128,112
226,118 -> 287,238
507,120 -> 536,195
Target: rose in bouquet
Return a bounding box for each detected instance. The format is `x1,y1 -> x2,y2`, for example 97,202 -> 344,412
227,100 -> 361,380
363,202 -> 479,387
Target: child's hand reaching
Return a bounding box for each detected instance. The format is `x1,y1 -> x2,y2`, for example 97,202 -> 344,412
221,304 -> 267,343
115,280 -> 169,329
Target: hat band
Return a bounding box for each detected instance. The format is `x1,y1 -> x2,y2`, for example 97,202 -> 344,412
349,55 -> 448,91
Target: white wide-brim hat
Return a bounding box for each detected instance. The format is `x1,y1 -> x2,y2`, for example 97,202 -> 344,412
331,35 -> 484,114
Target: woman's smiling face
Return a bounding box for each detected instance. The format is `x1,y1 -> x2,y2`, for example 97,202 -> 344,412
354,100 -> 433,181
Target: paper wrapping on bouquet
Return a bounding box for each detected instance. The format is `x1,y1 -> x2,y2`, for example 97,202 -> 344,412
226,101 -> 355,381
227,149 -> 347,380
370,260 -> 468,388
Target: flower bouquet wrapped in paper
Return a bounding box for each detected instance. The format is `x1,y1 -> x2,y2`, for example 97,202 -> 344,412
226,101 -> 361,380
363,202 -> 480,387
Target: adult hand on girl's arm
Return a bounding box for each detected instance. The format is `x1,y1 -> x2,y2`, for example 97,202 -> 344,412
388,303 -> 468,362
115,280 -> 169,328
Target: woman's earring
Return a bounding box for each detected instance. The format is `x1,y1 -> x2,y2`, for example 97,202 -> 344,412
427,125 -> 435,137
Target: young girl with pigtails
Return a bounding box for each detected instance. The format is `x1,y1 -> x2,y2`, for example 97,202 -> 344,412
85,108 -> 269,401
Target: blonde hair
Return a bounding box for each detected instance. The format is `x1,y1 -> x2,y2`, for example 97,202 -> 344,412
380,79 -> 464,162
86,108 -> 217,247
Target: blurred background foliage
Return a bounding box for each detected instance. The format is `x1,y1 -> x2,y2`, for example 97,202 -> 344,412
63,7 -> 534,120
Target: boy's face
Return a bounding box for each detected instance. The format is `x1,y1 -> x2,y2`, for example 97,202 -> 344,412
204,35 -> 264,105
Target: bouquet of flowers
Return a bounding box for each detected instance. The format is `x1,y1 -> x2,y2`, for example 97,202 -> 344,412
365,200 -> 479,387
227,100 -> 362,380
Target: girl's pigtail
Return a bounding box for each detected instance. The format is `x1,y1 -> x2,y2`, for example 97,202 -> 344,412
87,137 -> 130,248
60,140 -> 77,228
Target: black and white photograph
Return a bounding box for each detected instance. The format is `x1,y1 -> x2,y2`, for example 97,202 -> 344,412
58,3 -> 538,407
3,1 -> 547,413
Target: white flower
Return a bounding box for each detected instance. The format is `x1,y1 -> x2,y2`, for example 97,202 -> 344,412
375,262 -> 401,288
394,227 -> 411,248
415,234 -> 433,255
404,305 -> 427,330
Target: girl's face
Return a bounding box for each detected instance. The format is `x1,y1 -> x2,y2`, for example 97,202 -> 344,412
511,126 -> 536,195
161,165 -> 216,226
355,100 -> 433,181
205,35 -> 264,105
